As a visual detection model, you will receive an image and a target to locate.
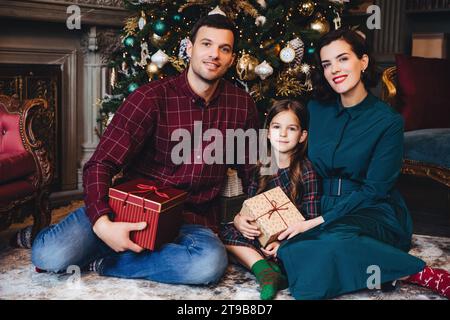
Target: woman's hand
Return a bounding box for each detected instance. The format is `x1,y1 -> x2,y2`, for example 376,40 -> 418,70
234,212 -> 260,240
278,216 -> 324,241
261,241 -> 281,258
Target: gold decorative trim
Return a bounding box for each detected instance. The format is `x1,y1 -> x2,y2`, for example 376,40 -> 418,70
402,159 -> 450,187
381,66 -> 398,108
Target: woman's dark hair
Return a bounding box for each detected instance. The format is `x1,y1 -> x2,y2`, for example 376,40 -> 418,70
190,14 -> 238,50
256,99 -> 309,204
311,28 -> 380,102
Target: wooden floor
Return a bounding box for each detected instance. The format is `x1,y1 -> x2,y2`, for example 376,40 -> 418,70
397,175 -> 450,238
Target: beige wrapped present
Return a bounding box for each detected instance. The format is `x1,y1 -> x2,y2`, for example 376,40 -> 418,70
240,187 -> 305,247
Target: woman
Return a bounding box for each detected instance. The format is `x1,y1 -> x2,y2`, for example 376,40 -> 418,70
276,28 -> 450,300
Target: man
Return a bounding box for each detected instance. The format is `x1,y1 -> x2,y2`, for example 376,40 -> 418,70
30,14 -> 258,285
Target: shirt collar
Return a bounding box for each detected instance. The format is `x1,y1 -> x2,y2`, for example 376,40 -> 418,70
335,92 -> 376,119
176,69 -> 224,107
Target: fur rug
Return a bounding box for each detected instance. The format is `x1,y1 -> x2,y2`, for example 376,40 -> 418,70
0,202 -> 448,300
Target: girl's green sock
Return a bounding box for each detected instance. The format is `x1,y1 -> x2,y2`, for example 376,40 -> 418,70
251,259 -> 287,300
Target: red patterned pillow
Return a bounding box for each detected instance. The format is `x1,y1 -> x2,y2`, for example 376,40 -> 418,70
395,54 -> 450,131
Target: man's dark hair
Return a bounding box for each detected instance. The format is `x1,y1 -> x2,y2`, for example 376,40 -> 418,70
190,14 -> 238,50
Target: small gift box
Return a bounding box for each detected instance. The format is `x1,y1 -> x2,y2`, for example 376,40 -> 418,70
220,168 -> 244,197
108,178 -> 187,250
240,187 -> 305,247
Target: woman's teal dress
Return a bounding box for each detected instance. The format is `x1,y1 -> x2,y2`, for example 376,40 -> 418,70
278,93 -> 426,300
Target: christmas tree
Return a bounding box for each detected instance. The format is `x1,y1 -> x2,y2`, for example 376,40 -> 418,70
99,0 -> 362,129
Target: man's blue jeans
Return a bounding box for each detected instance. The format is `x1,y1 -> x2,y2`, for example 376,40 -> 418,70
31,207 -> 228,285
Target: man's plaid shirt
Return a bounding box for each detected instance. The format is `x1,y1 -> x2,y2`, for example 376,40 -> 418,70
83,70 -> 259,231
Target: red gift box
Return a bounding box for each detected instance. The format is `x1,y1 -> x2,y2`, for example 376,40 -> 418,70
108,178 -> 187,250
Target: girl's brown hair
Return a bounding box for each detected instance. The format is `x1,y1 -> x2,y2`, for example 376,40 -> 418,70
256,99 -> 309,204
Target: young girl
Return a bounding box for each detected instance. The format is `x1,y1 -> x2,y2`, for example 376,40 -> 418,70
219,99 -> 321,300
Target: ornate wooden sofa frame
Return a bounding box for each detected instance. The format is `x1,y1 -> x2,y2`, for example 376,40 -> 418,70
0,95 -> 54,238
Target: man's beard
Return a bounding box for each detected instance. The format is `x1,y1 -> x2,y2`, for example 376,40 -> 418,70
191,63 -> 223,84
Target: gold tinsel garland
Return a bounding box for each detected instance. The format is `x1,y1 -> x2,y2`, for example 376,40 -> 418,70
124,17 -> 138,36
178,0 -> 212,12
169,56 -> 187,72
276,74 -> 304,97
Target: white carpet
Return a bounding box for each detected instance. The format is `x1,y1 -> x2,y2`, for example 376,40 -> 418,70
0,234 -> 448,300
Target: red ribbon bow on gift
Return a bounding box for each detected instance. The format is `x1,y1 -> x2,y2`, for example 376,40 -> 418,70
265,200 -> 289,220
253,194 -> 290,228
122,183 -> 170,213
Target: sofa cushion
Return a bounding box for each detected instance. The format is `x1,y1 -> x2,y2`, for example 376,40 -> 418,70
0,102 -> 26,153
0,151 -> 36,184
0,179 -> 35,206
404,128 -> 450,169
395,54 -> 450,131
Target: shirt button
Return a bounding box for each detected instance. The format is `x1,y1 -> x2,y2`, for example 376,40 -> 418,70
192,99 -> 195,103
196,155 -> 201,159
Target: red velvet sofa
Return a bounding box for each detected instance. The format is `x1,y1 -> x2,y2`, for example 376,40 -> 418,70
0,95 -> 53,239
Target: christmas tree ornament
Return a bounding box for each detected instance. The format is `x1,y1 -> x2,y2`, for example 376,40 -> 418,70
138,41 -> 151,67
276,74 -> 302,97
307,46 -> 315,55
178,37 -> 190,61
255,16 -> 267,27
333,10 -> 342,29
172,13 -> 182,23
236,53 -> 259,81
310,13 -> 330,35
152,19 -> 167,36
169,56 -> 187,73
289,37 -> 305,66
255,60 -> 273,80
299,1 -> 315,17
300,63 -> 311,75
128,82 -> 139,93
138,11 -> 147,30
110,67 -> 117,88
124,17 -> 138,36
124,36 -> 135,47
146,62 -> 159,78
279,44 -> 296,63
149,32 -> 171,47
256,0 -> 267,9
208,6 -> 227,16
151,49 -> 169,68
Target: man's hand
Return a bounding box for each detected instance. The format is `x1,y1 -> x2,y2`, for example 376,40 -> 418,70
233,212 -> 260,240
261,241 -> 281,258
93,215 -> 147,253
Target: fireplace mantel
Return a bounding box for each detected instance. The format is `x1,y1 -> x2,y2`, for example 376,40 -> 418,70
0,0 -> 129,27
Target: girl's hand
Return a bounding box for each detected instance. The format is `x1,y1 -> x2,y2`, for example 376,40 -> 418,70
234,213 -> 260,240
261,241 -> 281,258
278,217 -> 324,241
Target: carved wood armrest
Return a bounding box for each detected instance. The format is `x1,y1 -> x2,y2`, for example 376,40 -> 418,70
381,66 -> 398,108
